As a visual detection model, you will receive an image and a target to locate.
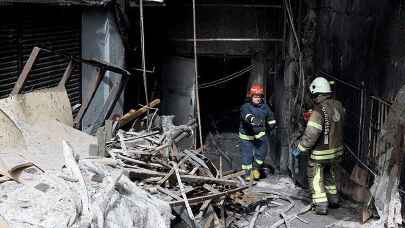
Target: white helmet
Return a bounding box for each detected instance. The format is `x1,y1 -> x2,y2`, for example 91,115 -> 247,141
309,77 -> 331,95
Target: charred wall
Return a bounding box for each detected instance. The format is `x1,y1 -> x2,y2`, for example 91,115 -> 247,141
312,1 -> 399,160
315,0 -> 399,97
310,0 -> 405,200
125,0 -> 285,105
380,0 -> 405,99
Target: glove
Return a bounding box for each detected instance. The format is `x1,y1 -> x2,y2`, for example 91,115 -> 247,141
269,123 -> 277,130
253,125 -> 266,135
291,147 -> 302,158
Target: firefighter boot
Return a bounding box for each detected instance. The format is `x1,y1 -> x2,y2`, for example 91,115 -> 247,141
328,194 -> 340,208
252,169 -> 261,180
242,170 -> 252,181
314,202 -> 328,215
253,159 -> 264,181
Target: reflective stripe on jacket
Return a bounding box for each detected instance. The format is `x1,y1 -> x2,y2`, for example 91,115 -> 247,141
239,102 -> 275,140
298,95 -> 345,160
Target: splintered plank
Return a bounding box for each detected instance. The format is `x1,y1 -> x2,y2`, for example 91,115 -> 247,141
126,168 -> 239,186
172,162 -> 195,222
168,186 -> 248,206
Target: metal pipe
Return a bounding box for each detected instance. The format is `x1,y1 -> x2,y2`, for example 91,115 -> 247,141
139,0 -> 150,130
370,102 -> 373,158
344,144 -> 377,177
130,2 -> 166,7
180,4 -> 282,8
319,71 -> 362,91
358,82 -> 365,159
170,38 -> 283,42
130,3 -> 282,8
282,0 -> 287,59
192,0 -> 204,152
370,96 -> 392,106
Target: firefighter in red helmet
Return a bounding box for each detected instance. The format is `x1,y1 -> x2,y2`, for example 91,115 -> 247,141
239,84 -> 276,181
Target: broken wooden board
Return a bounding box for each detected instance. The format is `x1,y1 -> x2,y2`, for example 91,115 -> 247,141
171,161 -> 195,223
119,99 -> 160,127
168,186 -> 248,206
127,168 -> 239,186
350,164 -> 369,187
0,152 -> 34,182
361,206 -> 373,224
0,153 -> 33,174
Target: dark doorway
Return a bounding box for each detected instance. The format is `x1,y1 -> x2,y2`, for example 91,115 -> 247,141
198,56 -> 251,171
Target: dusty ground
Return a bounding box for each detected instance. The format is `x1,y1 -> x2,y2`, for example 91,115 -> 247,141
202,128 -> 385,228
229,175 -> 385,228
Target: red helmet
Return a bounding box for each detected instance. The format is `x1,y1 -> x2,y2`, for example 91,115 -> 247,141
249,84 -> 264,97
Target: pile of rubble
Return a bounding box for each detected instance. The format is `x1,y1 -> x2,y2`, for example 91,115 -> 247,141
0,141 -> 172,228
0,48 -> 173,228
103,112 -> 316,228
105,115 -> 248,227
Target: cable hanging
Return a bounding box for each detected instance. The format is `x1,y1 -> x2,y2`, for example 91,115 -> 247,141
199,64 -> 255,89
284,0 -> 305,108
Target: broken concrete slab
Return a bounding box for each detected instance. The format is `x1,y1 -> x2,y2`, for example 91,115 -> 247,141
0,156 -> 172,228
0,152 -> 33,182
6,120 -> 96,171
0,87 -> 96,171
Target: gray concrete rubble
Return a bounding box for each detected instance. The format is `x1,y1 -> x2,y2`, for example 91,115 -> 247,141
0,150 -> 172,228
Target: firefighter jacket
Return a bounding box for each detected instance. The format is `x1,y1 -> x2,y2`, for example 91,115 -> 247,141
239,102 -> 276,140
298,95 -> 345,161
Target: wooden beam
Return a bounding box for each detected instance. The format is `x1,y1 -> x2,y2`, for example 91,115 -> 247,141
157,186 -> 182,201
118,99 -> 160,127
58,60 -> 74,88
11,47 -> 40,96
168,186 -> 248,206
172,162 -> 195,222
157,154 -> 192,185
119,155 -> 164,169
223,170 -> 245,180
126,168 -> 239,186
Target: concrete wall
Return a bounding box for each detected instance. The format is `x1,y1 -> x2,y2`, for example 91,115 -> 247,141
160,56 -> 196,149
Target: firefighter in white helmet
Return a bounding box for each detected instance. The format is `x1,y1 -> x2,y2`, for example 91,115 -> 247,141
291,77 -> 345,215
